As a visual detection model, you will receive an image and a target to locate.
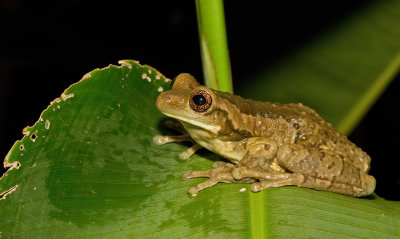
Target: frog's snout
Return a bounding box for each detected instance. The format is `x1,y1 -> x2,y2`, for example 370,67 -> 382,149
155,92 -> 168,111
156,91 -> 185,112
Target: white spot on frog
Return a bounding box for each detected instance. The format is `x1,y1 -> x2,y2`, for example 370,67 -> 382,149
34,187 -> 37,190
146,76 -> 151,82
45,120 -> 50,129
148,69 -> 152,74
239,188 -> 246,192
156,74 -> 161,80
157,87 -> 163,92
142,73 -> 147,79
57,105 -> 60,109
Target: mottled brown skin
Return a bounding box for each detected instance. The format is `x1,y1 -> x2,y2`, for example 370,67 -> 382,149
154,73 -> 376,196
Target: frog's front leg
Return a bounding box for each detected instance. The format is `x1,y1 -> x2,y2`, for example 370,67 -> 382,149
153,120 -> 203,159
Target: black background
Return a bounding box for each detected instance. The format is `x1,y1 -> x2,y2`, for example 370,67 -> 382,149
1,0 -> 399,200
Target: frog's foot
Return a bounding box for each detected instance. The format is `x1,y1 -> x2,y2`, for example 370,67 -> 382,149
178,144 -> 202,159
250,179 -> 298,192
232,167 -> 304,192
153,120 -> 192,145
153,134 -> 192,145
154,120 -> 203,159
153,134 -> 202,159
182,162 -> 252,195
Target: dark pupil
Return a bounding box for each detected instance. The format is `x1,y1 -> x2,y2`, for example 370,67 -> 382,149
193,94 -> 206,106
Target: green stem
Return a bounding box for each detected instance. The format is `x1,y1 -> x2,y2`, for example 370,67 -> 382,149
195,0 -> 233,93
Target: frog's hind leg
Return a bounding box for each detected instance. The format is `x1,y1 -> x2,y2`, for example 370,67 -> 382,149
232,167 -> 304,192
182,162 -> 253,195
250,178 -> 299,192
276,144 -> 376,196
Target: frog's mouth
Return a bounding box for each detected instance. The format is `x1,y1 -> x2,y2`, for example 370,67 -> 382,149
163,112 -> 221,134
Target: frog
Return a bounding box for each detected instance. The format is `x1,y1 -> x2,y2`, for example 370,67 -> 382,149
153,73 -> 376,197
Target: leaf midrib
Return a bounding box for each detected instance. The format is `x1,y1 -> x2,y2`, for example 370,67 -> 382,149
250,192 -> 266,239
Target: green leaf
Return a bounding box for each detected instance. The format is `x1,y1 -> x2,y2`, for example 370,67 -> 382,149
1,60 -> 399,238
196,0 -> 232,92
237,0 -> 400,135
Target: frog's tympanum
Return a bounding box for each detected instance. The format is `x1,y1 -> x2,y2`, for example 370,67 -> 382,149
154,73 -> 376,197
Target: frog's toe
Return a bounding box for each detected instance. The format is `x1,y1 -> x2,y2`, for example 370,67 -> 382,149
250,176 -> 301,192
178,144 -> 202,159
187,179 -> 219,195
153,135 -> 169,145
250,181 -> 265,192
187,187 -> 198,196
153,134 -> 192,145
212,161 -> 231,168
182,172 -> 191,180
182,170 -> 211,180
232,167 -> 243,180
250,181 -> 285,192
178,151 -> 191,160
232,167 -> 250,180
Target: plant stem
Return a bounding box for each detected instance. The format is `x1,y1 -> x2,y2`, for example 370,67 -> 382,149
195,0 -> 233,93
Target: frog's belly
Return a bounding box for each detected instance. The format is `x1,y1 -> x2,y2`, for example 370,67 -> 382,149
180,121 -> 246,164
189,134 -> 245,164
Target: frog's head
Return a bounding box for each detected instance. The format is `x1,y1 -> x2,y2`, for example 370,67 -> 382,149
156,73 -> 237,136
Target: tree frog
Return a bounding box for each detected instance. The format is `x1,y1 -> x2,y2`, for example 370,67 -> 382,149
154,73 -> 376,197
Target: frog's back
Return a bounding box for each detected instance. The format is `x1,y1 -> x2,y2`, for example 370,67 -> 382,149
217,91 -> 371,172
217,91 -> 330,142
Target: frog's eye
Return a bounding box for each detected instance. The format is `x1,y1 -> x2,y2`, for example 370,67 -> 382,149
189,90 -> 212,112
